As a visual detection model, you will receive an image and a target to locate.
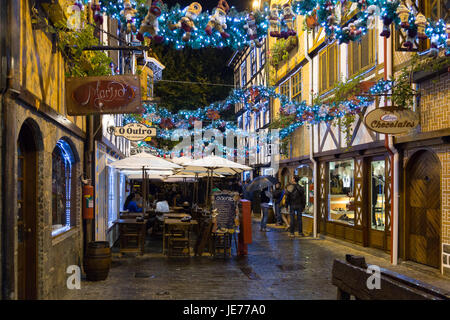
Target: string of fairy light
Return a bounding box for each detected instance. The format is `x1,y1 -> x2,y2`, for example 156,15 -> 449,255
70,0 -> 447,157
128,79 -> 393,157
73,1 -> 450,53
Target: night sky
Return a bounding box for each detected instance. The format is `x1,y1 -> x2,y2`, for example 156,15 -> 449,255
162,0 -> 252,12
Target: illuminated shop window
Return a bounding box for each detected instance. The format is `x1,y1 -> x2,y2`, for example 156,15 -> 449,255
52,139 -> 75,236
328,159 -> 355,226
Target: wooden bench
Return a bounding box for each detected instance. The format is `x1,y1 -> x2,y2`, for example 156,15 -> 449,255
332,254 -> 450,300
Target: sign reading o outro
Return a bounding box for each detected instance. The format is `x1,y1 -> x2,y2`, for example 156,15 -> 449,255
113,123 -> 157,141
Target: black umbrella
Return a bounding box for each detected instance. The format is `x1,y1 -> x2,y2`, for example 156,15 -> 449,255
245,175 -> 279,193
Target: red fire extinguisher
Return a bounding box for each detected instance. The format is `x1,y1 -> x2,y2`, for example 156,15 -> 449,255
83,185 -> 94,219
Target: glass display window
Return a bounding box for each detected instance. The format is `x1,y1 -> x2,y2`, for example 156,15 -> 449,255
370,160 -> 386,231
328,160 -> 355,225
295,164 -> 314,217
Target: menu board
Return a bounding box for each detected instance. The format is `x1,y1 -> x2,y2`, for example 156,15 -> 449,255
212,191 -> 238,229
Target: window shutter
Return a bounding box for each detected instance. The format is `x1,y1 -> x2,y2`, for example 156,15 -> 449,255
360,33 -> 369,69
320,52 -> 327,91
328,46 -> 335,88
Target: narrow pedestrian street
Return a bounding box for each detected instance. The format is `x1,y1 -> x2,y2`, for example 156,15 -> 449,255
62,220 -> 450,300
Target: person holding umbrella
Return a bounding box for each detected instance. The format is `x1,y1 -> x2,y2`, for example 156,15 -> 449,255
272,183 -> 284,226
285,176 -> 306,237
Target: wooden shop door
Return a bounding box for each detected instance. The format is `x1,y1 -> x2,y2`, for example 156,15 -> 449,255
406,150 -> 441,269
17,124 -> 38,300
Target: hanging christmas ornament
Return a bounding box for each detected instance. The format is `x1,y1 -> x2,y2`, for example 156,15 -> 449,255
91,0 -> 103,25
160,118 -> 174,129
306,9 -> 319,29
396,3 -> 410,28
269,4 -> 281,37
120,0 -> 138,34
244,13 -> 263,47
366,4 -> 380,30
403,15 -> 418,50
168,2 -> 203,42
137,0 -> 164,43
348,22 -> 362,38
281,2 -> 297,38
73,0 -> 83,10
414,13 -> 427,40
205,0 -> 230,39
207,109 -> 220,120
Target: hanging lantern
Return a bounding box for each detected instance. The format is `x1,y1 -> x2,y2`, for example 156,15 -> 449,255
397,4 -> 410,28
415,13 -> 427,40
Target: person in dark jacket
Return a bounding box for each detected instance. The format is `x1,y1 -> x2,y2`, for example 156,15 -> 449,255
259,188 -> 271,232
285,176 -> 306,237
272,183 -> 284,226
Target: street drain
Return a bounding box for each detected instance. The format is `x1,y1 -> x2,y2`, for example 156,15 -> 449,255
277,264 -> 305,271
240,267 -> 261,280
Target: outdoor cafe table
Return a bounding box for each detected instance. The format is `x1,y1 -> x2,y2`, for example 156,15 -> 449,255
163,212 -> 190,219
163,219 -> 198,255
119,211 -> 149,219
171,206 -> 185,213
114,219 -> 147,255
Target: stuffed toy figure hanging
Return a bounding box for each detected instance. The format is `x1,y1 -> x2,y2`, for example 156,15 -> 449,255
91,0 -> 103,25
281,3 -> 296,38
137,0 -> 164,43
121,0 -> 138,34
269,4 -> 281,38
169,2 -> 203,42
205,0 -> 230,39
243,13 -> 262,47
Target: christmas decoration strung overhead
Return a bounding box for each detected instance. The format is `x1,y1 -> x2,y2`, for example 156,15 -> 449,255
121,0 -> 138,34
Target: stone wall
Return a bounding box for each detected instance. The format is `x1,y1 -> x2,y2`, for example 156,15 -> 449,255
12,100 -> 84,299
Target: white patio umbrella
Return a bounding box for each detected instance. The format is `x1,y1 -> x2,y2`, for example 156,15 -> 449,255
170,156 -> 194,166
109,152 -> 182,170
109,152 -> 182,213
182,155 -> 252,206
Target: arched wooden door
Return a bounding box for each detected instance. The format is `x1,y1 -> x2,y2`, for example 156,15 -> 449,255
17,123 -> 38,299
406,150 -> 441,268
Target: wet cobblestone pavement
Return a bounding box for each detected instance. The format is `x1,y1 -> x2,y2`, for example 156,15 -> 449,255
62,221 -> 450,300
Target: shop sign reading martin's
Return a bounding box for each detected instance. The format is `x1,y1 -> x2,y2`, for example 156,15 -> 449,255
66,75 -> 144,115
364,107 -> 419,135
113,123 -> 156,141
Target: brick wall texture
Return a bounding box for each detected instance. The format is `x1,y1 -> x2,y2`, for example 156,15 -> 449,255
404,72 -> 450,274
419,72 -> 450,132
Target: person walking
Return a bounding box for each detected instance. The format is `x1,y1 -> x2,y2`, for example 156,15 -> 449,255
272,183 -> 284,226
259,188 -> 271,232
285,176 -> 306,237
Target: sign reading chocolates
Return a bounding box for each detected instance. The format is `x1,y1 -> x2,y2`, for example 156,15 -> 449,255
66,75 -> 144,115
112,123 -> 157,141
364,107 -> 419,135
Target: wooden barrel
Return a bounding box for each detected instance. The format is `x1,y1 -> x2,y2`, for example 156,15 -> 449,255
84,241 -> 111,281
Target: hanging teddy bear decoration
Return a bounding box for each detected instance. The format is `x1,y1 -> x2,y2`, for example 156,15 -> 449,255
243,13 -> 263,48
205,0 -> 231,39
281,3 -> 296,39
91,0 -> 103,26
269,4 -> 281,38
121,0 -> 138,34
137,0 -> 164,43
169,2 -> 203,42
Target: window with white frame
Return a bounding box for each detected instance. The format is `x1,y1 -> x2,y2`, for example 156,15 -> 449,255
280,80 -> 290,100
251,48 -> 257,77
51,139 -> 75,236
107,167 -> 116,228
241,61 -> 247,87
260,46 -> 266,67
292,70 -> 302,103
